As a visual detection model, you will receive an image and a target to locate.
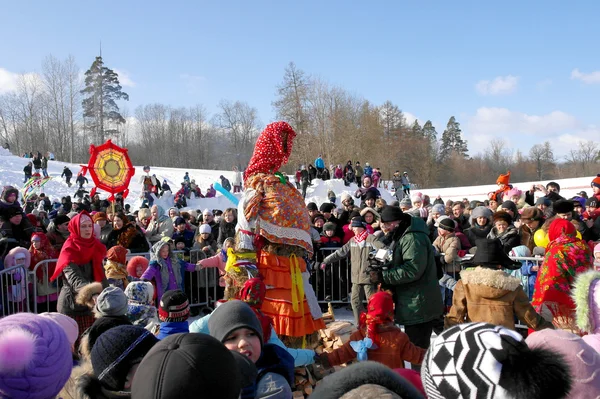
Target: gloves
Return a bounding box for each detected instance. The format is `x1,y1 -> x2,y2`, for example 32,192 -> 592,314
314,353 -> 331,369
369,270 -> 383,285
320,263 -> 327,270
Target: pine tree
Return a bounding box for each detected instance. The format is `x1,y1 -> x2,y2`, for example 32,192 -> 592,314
422,120 -> 437,142
439,116 -> 468,160
81,56 -> 129,142
411,120 -> 423,137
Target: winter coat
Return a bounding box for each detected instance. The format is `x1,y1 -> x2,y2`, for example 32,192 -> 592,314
145,215 -> 174,245
23,164 -> 32,176
432,233 -> 462,273
355,165 -> 364,178
217,220 -> 236,247
392,174 -> 402,189
220,177 -> 231,192
519,224 -> 539,253
354,186 -> 381,204
520,260 -> 538,300
32,157 -> 42,169
41,157 -> 48,169
334,167 -> 343,179
445,266 -> 553,331
61,168 -> 73,178
487,225 -> 521,254
171,229 -> 195,248
374,217 -> 443,325
465,222 -> 493,247
325,323 -> 425,369
453,214 -> 470,232
99,223 -> 113,245
107,223 -> 150,254
233,170 -> 242,186
58,261 -> 108,316
0,219 -> 34,250
315,157 -> 325,170
323,234 -> 376,284
141,242 -> 196,301
401,175 -> 410,186
363,165 -> 373,177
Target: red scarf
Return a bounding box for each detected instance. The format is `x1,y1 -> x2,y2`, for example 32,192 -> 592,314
353,229 -> 369,244
50,211 -> 107,282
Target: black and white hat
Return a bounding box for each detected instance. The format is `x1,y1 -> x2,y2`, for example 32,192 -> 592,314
422,322 -> 572,399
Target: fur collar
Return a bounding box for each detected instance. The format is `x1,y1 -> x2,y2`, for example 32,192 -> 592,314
571,270 -> 600,333
460,266 -> 522,291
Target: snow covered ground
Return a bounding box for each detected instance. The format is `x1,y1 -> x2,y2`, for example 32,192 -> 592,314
0,148 -> 596,210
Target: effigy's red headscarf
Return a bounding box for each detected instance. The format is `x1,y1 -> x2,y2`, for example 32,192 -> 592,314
50,211 -> 106,282
243,121 -> 296,183
359,291 -> 394,346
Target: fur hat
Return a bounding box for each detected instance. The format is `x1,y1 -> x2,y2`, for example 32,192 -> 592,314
364,191 -> 377,201
126,256 -> 149,278
572,270 -> 600,337
423,322 -> 572,399
493,210 -> 513,226
520,207 -> 544,222
159,290 -> 190,322
526,329 -> 600,398
311,361 -> 423,399
89,325 -> 158,392
0,313 -> 73,399
553,199 -> 574,214
199,224 -> 212,234
92,212 -> 107,223
131,333 -> 243,399
496,171 -> 510,186
591,174 -> 600,189
76,282 -> 104,309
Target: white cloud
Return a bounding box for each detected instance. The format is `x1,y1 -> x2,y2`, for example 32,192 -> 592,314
113,68 -> 135,87
0,68 -> 20,93
467,107 -> 579,136
403,111 -> 418,126
475,75 -> 519,95
571,68 -> 600,84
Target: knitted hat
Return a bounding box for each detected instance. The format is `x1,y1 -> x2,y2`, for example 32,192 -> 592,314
493,210 -> 513,226
496,171 -> 510,185
520,207 -> 543,222
591,174 -> 600,189
131,333 -> 243,399
399,197 -> 412,208
311,361 -> 423,399
535,197 -> 551,206
38,312 -> 79,347
199,224 -> 212,234
586,197 -> 598,208
341,193 -> 352,203
410,193 -> 422,204
499,201 -> 517,215
173,216 -> 186,226
431,203 -> 445,215
83,316 -> 132,358
380,206 -> 404,223
91,325 -> 158,391
0,313 -> 72,399
106,245 -> 127,265
126,256 -> 150,278
312,213 -> 326,224
526,329 -> 600,399
125,281 -> 157,326
571,270 -> 600,336
92,212 -> 107,223
505,187 -> 522,198
436,217 -> 456,232
95,286 -> 128,317
553,199 -> 574,214
423,322 -> 572,399
350,217 -> 365,228
320,202 -> 335,213
323,221 -> 336,232
208,300 -> 264,348
4,206 -> 23,219
307,202 -> 318,211
159,290 -> 190,322
53,214 -> 70,226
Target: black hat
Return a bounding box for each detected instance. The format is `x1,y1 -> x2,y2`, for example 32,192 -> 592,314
553,199 -> 574,214
364,191 -> 377,201
307,202 -> 318,211
470,238 -> 521,270
380,206 -> 403,223
350,217 -> 365,228
319,202 -> 335,213
131,333 -> 243,399
500,200 -> 517,215
311,213 -> 326,224
535,197 -> 551,207
82,315 -> 132,358
436,217 -> 456,232
349,209 -> 361,220
159,290 -> 190,322
91,325 -> 158,391
310,361 -> 424,399
173,216 -> 186,226
208,300 -> 263,348
586,197 -> 598,208
4,206 -> 23,219
53,214 -> 70,225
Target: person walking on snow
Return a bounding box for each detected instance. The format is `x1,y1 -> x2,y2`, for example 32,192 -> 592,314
401,172 -> 411,198
61,166 -> 73,187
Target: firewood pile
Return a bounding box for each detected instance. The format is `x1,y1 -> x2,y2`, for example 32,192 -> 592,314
292,303 -> 357,398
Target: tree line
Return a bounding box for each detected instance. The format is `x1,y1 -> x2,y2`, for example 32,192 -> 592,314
0,56 -> 598,187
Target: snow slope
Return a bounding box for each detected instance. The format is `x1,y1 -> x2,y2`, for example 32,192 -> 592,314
0,148 -> 596,211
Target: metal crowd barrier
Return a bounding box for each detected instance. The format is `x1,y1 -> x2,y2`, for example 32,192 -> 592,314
310,248 -> 352,305
0,265 -> 31,317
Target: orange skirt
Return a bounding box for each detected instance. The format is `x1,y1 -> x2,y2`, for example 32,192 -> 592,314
262,288 -> 326,337
258,252 -> 307,289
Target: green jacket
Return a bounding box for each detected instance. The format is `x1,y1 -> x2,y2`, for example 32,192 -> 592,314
355,165 -> 364,177
375,217 -> 442,325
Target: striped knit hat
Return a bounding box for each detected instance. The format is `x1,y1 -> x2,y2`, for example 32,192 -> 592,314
158,290 -> 190,322
422,322 -> 572,399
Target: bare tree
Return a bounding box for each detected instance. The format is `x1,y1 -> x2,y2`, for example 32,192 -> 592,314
529,141 -> 555,180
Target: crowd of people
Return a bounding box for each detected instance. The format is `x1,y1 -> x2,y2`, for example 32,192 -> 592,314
0,153 -> 600,398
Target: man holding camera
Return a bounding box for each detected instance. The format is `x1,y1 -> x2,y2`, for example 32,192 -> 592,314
369,206 -> 443,368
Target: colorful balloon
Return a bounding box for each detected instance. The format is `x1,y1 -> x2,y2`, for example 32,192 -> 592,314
534,229 -> 550,248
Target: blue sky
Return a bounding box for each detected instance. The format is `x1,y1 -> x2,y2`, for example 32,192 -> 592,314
1,1 -> 600,157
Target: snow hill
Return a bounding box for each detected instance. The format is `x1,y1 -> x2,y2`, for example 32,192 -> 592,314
0,148 -> 596,211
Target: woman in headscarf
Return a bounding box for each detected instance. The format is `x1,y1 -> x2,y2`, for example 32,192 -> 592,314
29,232 -> 58,312
531,218 -> 594,332
50,211 -> 107,340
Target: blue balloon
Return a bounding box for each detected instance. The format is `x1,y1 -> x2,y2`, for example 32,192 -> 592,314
214,182 -> 239,206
